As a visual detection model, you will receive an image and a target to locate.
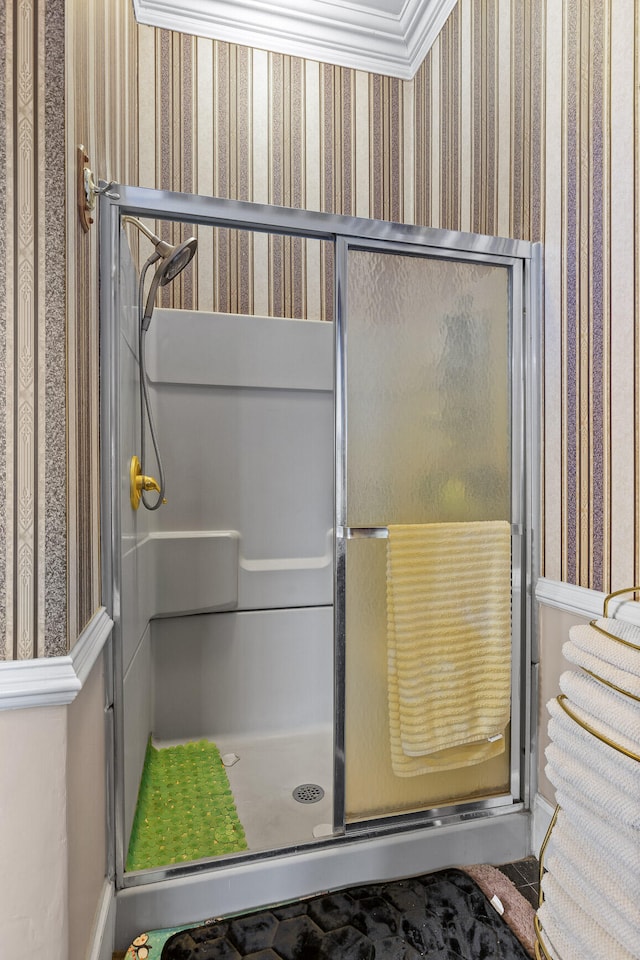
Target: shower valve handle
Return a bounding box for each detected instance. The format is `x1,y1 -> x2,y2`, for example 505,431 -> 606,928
130,455 -> 167,510
140,475 -> 162,493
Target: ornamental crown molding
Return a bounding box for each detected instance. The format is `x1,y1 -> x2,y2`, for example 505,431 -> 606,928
132,0 -> 459,79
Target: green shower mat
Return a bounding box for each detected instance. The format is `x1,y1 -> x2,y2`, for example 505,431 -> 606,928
126,739 -> 248,871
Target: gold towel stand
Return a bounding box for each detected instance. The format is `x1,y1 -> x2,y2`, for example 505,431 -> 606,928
581,668 -> 640,704
534,697 -> 640,960
534,587 -> 640,960
534,804 -> 559,960
590,584 -> 640,651
603,584 -> 640,617
555,694 -> 640,763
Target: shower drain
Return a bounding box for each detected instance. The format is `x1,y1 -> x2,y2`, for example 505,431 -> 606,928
292,783 -> 325,804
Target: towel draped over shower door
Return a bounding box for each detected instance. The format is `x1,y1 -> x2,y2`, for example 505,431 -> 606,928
386,520 -> 512,776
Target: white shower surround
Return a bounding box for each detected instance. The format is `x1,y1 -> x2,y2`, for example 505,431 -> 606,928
120,307 -> 335,845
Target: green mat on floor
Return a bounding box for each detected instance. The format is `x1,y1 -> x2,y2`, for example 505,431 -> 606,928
126,739 -> 248,871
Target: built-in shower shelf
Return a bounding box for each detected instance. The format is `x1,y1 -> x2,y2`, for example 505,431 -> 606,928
140,530 -> 239,617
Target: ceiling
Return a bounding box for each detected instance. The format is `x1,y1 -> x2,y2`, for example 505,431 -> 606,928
132,0 -> 459,79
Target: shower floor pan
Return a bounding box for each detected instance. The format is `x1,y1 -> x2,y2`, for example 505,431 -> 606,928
153,724 -> 334,854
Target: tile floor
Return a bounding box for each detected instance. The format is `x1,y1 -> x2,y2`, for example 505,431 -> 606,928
496,856 -> 540,908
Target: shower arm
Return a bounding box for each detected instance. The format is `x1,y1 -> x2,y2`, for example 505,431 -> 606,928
122,215 -> 174,258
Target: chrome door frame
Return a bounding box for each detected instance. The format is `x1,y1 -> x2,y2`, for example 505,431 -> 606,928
99,183 -> 541,890
334,236 -> 535,832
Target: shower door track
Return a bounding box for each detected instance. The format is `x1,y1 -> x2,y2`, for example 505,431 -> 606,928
99,184 -> 541,894
121,796 -> 525,889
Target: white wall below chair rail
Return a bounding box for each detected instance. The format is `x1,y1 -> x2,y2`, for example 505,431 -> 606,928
536,577 -> 640,624
0,608 -> 113,710
531,792 -> 555,859
87,879 -> 117,960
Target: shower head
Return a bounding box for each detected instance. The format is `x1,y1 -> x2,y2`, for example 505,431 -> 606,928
157,237 -> 198,284
122,216 -> 197,330
141,236 -> 197,330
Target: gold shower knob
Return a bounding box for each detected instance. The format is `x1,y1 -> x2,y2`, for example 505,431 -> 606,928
129,455 -> 166,510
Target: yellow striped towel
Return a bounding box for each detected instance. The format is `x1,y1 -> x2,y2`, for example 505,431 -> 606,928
386,521 -> 512,776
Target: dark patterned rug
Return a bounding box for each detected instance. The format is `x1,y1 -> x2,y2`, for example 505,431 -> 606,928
159,867 -> 531,959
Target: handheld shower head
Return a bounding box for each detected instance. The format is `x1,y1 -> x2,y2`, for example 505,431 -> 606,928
159,237 -> 198,283
122,216 -> 197,329
124,217 -> 199,512
141,236 -> 198,329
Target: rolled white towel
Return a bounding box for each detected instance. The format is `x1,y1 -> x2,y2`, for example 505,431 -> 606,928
591,615 -> 640,652
559,670 -> 640,747
545,810 -> 640,956
547,695 -> 640,781
570,618 -> 640,674
550,787 -> 640,892
536,930 -> 573,960
563,639 -> 640,699
538,873 -> 638,960
545,745 -> 640,831
545,703 -> 640,829
536,901 -> 582,960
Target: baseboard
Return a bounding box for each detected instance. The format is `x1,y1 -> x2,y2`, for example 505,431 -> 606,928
86,879 -> 116,960
531,793 -> 555,858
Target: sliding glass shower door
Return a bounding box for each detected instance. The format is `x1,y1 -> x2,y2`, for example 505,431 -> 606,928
101,183 -> 538,899
337,242 -> 523,825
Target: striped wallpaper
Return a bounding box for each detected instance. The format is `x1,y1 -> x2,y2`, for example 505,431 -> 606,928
64,0 -> 545,650
543,0 -> 638,591
0,0 -> 67,659
1,0 -> 637,657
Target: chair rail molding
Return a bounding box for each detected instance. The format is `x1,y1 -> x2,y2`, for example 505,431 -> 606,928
536,577 -> 640,626
131,0 -> 459,79
0,608 -> 113,710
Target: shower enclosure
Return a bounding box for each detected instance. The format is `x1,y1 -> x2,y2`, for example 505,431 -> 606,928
99,185 -> 541,945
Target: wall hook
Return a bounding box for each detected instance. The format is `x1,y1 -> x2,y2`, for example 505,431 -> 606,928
77,145 -> 120,232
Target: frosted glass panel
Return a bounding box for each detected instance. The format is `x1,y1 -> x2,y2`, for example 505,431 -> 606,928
346,251 -> 510,526
343,248 -> 513,822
